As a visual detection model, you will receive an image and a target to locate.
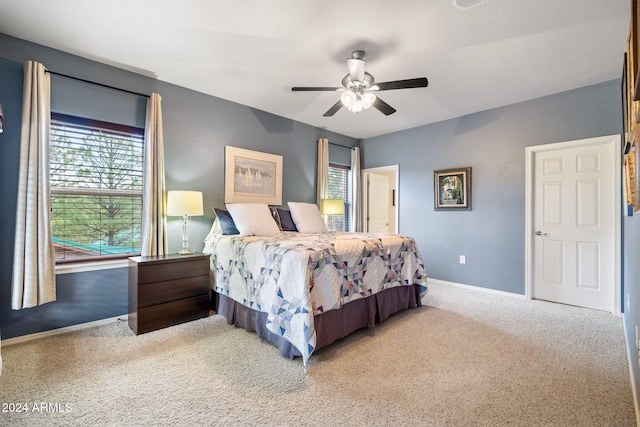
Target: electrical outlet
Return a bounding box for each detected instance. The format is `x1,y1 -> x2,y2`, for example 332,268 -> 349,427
459,255 -> 466,264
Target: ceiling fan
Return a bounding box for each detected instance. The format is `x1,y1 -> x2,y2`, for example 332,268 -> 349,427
292,50 -> 428,117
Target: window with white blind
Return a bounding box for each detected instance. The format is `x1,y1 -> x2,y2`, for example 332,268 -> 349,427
50,113 -> 144,262
327,164 -> 352,231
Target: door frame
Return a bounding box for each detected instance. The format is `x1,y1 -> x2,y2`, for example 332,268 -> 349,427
361,165 -> 399,233
525,134 -> 621,314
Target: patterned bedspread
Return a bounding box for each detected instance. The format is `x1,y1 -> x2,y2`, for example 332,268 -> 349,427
203,231 -> 427,367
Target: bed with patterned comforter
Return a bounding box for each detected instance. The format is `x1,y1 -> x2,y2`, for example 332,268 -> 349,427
203,231 -> 427,367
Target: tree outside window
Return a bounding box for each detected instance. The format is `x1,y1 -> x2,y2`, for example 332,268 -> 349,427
50,113 -> 144,262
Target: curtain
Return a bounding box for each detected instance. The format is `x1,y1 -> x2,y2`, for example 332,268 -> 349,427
141,93 -> 168,256
317,138 -> 329,205
351,147 -> 362,232
11,60 -> 56,311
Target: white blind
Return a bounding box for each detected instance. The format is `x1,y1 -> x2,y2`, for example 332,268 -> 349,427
327,164 -> 352,231
50,113 -> 144,261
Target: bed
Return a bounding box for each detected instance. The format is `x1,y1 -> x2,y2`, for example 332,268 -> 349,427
202,204 -> 428,368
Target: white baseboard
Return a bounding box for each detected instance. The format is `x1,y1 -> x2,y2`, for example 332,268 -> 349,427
1,315 -> 128,347
427,277 -> 527,299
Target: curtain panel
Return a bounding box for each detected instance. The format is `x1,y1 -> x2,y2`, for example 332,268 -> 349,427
351,146 -> 362,232
11,60 -> 56,311
316,138 -> 329,205
141,93 -> 168,256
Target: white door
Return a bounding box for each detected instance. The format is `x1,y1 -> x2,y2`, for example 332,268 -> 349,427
532,139 -> 616,312
367,172 -> 390,232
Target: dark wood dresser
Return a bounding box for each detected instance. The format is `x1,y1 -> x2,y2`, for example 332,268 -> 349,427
128,253 -> 211,335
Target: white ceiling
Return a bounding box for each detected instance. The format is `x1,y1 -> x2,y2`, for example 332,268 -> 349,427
0,0 -> 631,139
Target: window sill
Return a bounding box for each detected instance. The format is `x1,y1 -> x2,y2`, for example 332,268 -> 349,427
55,259 -> 129,275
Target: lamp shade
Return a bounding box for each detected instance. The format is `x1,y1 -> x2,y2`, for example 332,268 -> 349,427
341,90 -> 356,108
167,191 -> 203,216
320,199 -> 345,215
362,92 -> 376,109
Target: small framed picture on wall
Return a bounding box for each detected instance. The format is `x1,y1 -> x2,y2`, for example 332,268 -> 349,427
434,167 -> 472,211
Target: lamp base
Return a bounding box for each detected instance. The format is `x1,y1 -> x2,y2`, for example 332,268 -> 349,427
178,214 -> 194,255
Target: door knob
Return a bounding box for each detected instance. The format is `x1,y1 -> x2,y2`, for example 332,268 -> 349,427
535,231 -> 549,236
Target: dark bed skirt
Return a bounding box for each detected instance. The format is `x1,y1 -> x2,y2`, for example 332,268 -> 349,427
214,284 -> 423,359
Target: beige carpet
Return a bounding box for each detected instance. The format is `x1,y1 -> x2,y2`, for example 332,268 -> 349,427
0,282 -> 635,426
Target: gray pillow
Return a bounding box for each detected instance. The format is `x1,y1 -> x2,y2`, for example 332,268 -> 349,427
276,208 -> 298,232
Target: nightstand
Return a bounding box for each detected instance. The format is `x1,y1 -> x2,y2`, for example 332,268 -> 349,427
128,253 -> 211,335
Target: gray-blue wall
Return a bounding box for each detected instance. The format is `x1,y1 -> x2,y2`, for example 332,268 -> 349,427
361,80 -> 622,295
0,33 -> 357,339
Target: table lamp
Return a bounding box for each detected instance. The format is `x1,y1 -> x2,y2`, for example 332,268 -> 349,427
167,190 -> 203,255
320,199 -> 345,231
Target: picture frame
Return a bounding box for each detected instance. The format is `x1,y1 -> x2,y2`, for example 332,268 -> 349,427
626,148 -> 636,210
224,146 -> 283,205
623,53 -> 629,146
434,167 -> 471,211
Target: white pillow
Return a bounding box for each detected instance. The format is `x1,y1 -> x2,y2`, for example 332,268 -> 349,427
225,203 -> 281,236
202,217 -> 222,254
288,202 -> 328,233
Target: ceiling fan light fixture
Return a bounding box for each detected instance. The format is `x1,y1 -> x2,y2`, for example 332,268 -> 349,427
341,90 -> 375,113
362,92 -> 376,109
292,49 -> 427,117
341,90 -> 357,108
350,101 -> 363,113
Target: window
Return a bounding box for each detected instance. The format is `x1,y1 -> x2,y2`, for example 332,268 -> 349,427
327,164 -> 352,231
50,113 -> 144,262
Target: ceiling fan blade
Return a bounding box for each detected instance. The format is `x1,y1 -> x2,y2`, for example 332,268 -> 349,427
372,97 -> 396,116
323,100 -> 344,117
373,77 -> 428,91
292,86 -> 341,92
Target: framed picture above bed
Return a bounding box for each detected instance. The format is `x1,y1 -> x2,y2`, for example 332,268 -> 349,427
434,166 -> 471,211
225,146 -> 283,205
